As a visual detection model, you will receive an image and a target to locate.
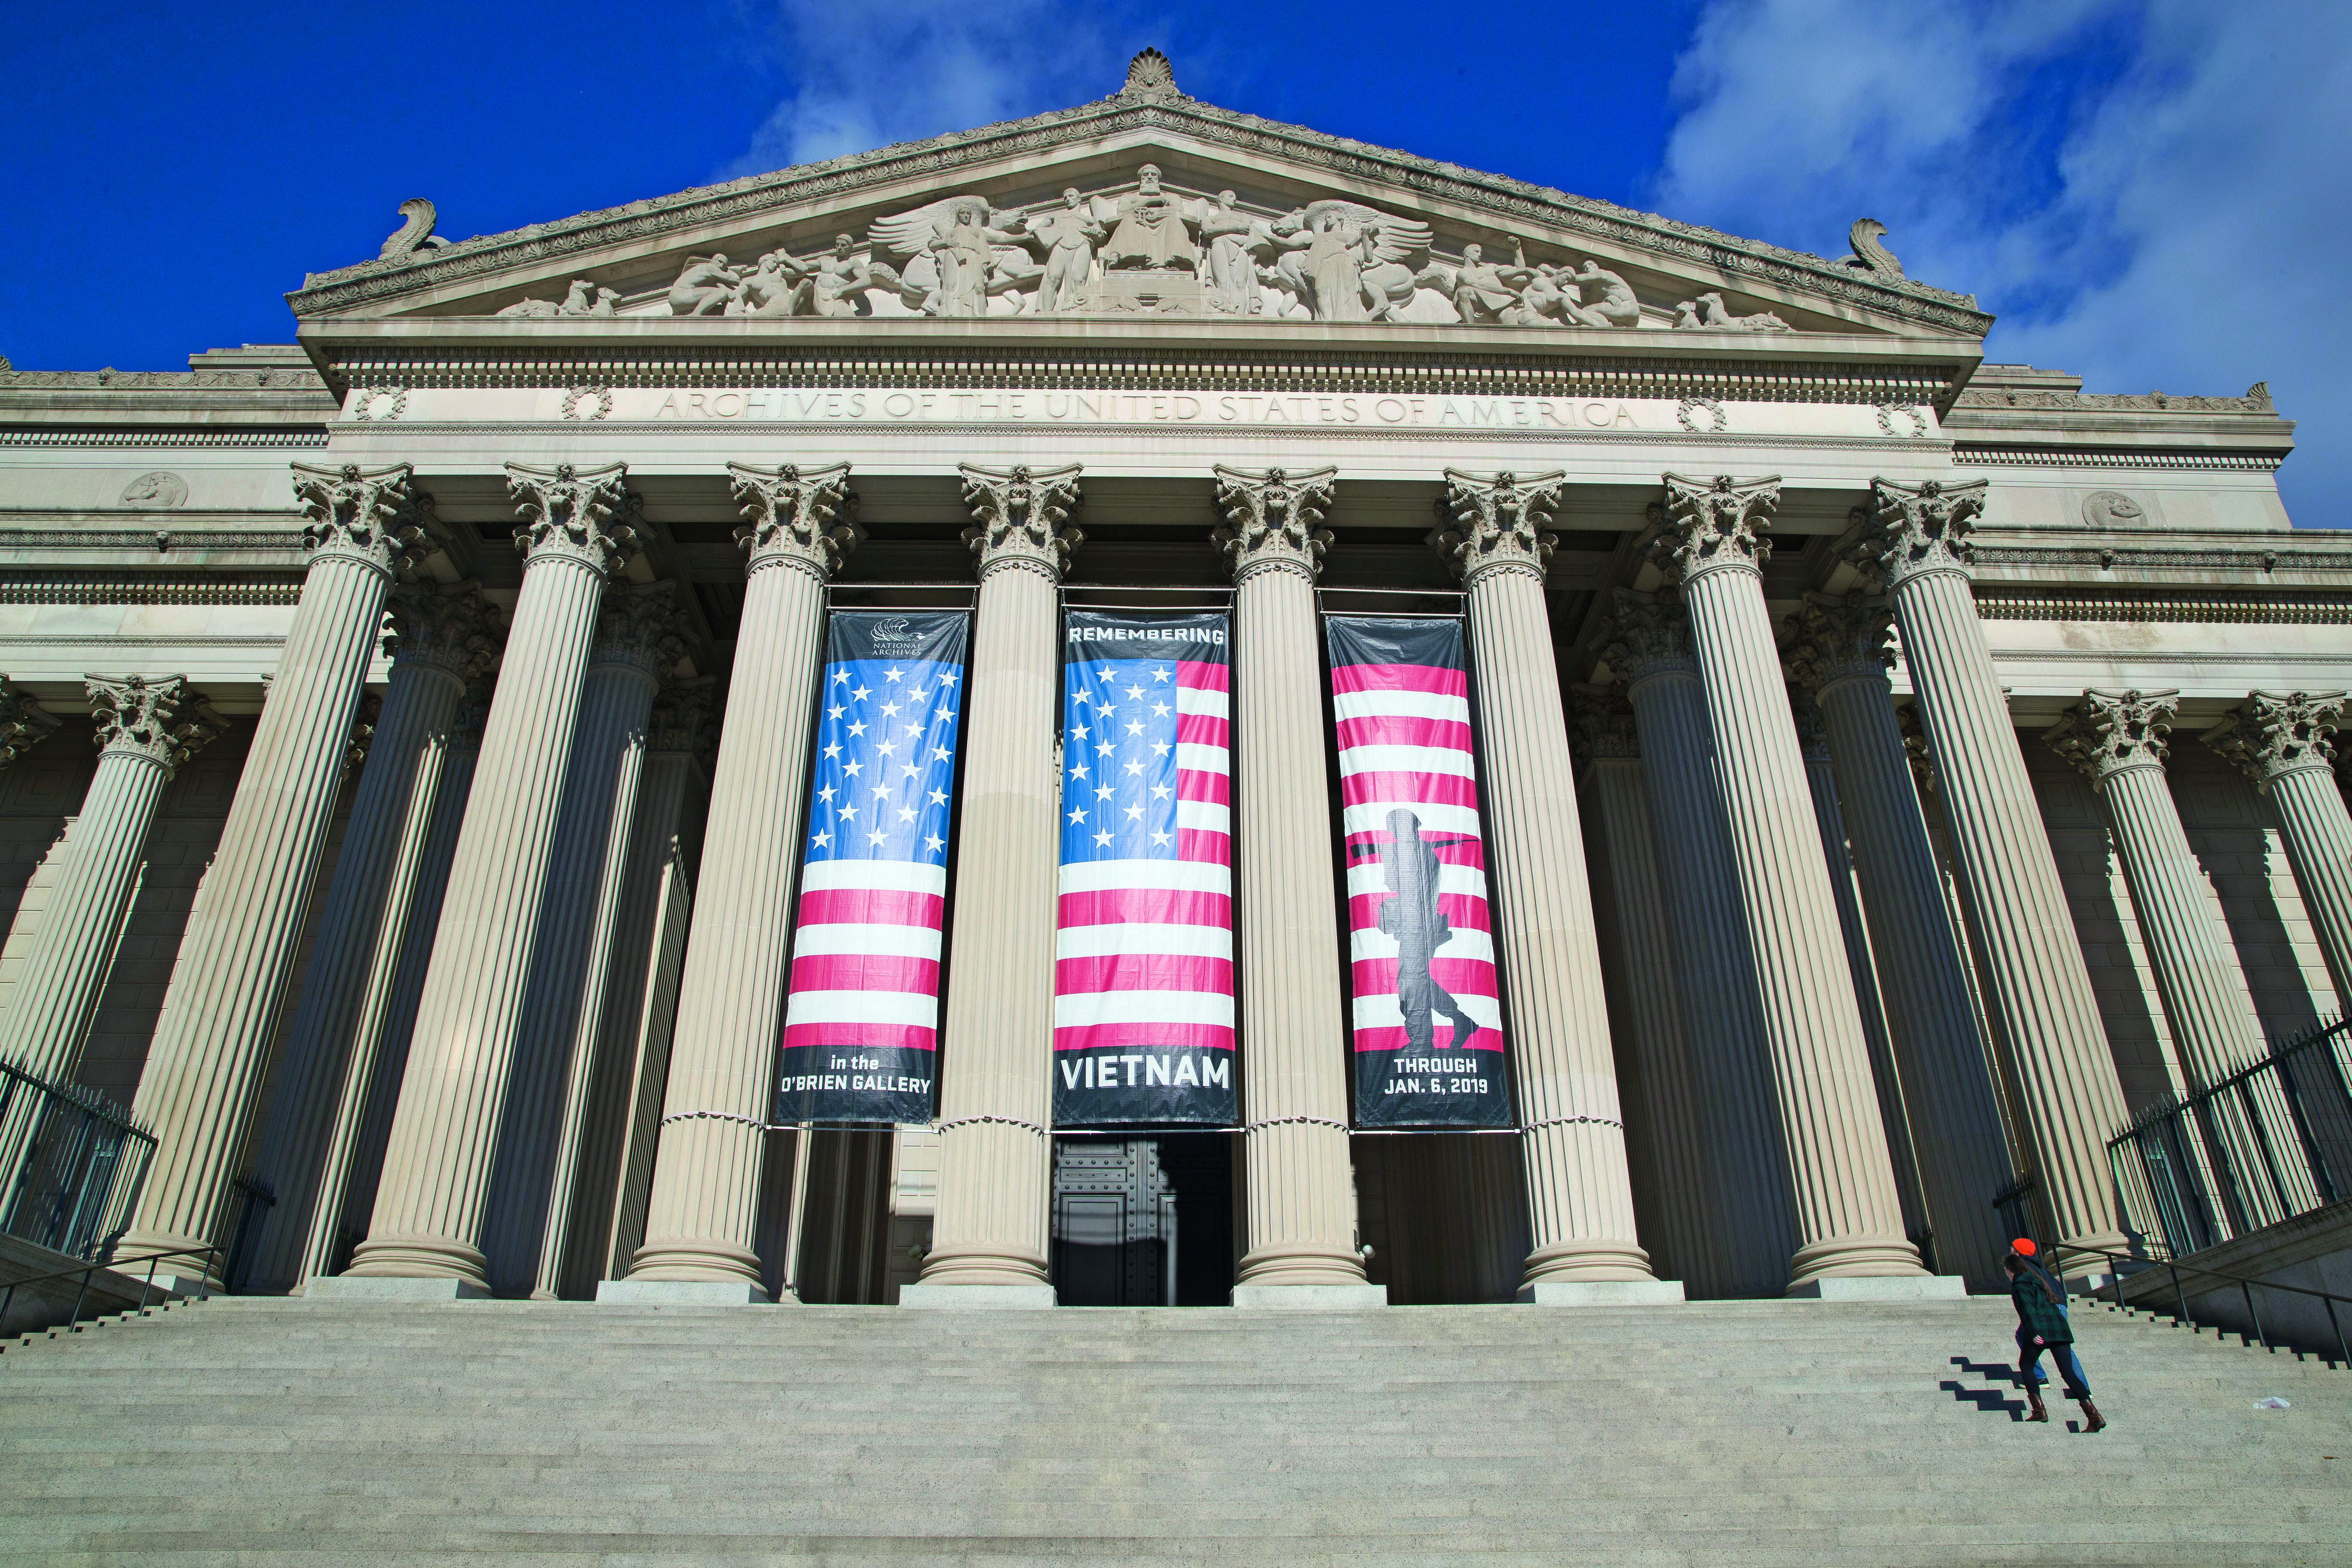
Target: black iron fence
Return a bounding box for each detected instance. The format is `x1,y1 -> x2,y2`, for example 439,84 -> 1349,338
0,1054 -> 157,1262
2108,1014 -> 2352,1257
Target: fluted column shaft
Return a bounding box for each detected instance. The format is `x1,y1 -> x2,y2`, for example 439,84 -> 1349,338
1660,474 -> 1921,1285
1613,631 -> 1792,1297
1461,564 -> 1648,1285
1858,479 -> 2130,1256
297,697 -> 480,1284
349,463 -> 634,1287
1577,741 -> 1715,1283
245,634 -> 475,1291
2272,765 -> 2352,1004
125,472 -> 418,1268
1810,670 -> 2017,1289
920,559 -> 1061,1288
0,681 -> 210,1084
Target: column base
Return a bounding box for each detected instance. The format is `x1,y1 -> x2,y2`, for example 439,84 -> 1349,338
595,1279 -> 770,1305
1519,1279 -> 1687,1306
305,1275 -> 489,1302
1231,1283 -> 1388,1310
1786,1274 -> 1967,1302
898,1283 -> 1058,1309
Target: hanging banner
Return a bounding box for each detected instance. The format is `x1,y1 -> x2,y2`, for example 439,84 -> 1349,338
1326,616 -> 1512,1130
776,611 -> 970,1125
1052,610 -> 1237,1127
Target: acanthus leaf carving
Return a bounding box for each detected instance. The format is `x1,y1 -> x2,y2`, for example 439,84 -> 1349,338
505,461 -> 639,576
1652,472 -> 1781,582
728,461 -> 859,580
0,678 -> 60,769
591,581 -> 691,681
1596,588 -> 1694,683
1567,681 -> 1641,761
1431,468 -> 1562,585
86,674 -> 222,775
1781,591 -> 1895,694
384,581 -> 503,684
2044,688 -> 2179,786
290,461 -> 428,579
1212,464 -> 1336,584
960,462 -> 1083,580
2202,691 -> 2345,791
1849,476 -> 1989,592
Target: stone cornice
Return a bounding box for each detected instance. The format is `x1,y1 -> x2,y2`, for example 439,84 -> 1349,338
286,93 -> 1988,334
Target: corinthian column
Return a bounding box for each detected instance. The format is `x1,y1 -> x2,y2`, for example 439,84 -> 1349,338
2205,693 -> 2352,1004
0,678 -> 217,1084
1204,466 -> 1378,1307
905,463 -> 1082,1308
1849,478 -> 2130,1261
336,462 -> 637,1295
1600,591 -> 1792,1298
1784,594 -> 2017,1290
244,583 -> 500,1293
0,680 -> 59,770
616,462 -> 854,1302
1654,474 -> 1928,1292
122,463 -> 422,1280
2046,689 -> 2310,1225
1432,470 -> 1666,1303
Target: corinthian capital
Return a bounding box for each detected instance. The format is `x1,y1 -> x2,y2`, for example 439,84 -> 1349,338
342,693 -> 382,784
291,462 -> 427,579
384,581 -> 502,684
591,582 -> 690,680
1567,682 -> 1640,761
960,463 -> 1083,581
1789,686 -> 1831,761
2044,688 -> 2178,787
1596,589 -> 1694,683
0,679 -> 60,770
1211,464 -> 1335,584
649,676 -> 720,761
86,674 -> 222,775
1848,477 -> 1988,591
727,461 -> 860,581
506,461 -> 639,576
1431,468 -> 1563,585
1782,591 -> 1895,694
2202,690 -> 2345,791
1651,472 -> 1781,582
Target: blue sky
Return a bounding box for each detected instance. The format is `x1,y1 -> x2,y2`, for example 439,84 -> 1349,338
5,0 -> 2344,521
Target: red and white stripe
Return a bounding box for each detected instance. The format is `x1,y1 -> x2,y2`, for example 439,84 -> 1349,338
1053,659 -> 1234,1053
1333,661 -> 1503,1054
781,859 -> 947,1053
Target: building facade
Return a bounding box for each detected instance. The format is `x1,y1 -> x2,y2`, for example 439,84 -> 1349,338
1,52 -> 2345,1308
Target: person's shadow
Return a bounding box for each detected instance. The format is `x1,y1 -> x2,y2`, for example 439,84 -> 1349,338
1941,1355 -> 2028,1421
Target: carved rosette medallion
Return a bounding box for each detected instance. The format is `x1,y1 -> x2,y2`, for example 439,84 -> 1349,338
86,674 -> 222,775
1782,592 -> 1896,695
0,679 -> 60,770
1430,468 -> 1564,586
291,462 -> 427,579
960,463 -> 1084,582
1849,477 -> 1990,592
1598,589 -> 1695,685
2044,688 -> 2179,787
1652,472 -> 1781,582
384,581 -> 503,684
1567,682 -> 1641,763
505,462 -> 639,577
2202,691 -> 2346,791
591,582 -> 690,681
727,461 -> 860,582
1211,464 -> 1336,585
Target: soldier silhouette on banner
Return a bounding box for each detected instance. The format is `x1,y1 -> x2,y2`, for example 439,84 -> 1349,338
1355,808 -> 1479,1053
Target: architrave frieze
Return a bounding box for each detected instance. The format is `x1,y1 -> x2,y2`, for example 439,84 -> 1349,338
287,94 -> 1988,335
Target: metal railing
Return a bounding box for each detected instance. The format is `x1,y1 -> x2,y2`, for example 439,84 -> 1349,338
0,1054 -> 158,1263
2107,1013 -> 2352,1256
2052,1242 -> 2351,1370
0,1243 -> 220,1341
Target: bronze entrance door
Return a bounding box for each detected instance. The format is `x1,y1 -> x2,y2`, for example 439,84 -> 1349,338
1049,1133 -> 1233,1305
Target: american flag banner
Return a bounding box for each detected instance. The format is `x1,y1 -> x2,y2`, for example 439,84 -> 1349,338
775,610 -> 969,1125
1053,611 -> 1237,1127
1326,616 -> 1512,1130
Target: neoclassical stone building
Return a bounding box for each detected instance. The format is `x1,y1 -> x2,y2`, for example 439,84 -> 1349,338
0,52 -> 2343,1309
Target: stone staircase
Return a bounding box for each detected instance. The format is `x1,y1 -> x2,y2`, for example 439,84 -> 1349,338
1,1292 -> 2347,1565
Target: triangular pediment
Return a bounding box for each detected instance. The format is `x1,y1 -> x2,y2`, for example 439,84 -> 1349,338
289,57 -> 1988,342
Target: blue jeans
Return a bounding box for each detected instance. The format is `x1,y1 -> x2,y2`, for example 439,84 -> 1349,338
2017,1328 -> 2092,1399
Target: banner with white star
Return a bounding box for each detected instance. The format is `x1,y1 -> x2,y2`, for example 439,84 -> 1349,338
776,611 -> 969,1125
1052,611 -> 1237,1127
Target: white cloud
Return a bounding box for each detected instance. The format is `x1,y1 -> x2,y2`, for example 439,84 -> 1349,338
723,1 -> 1145,177
1654,0 -> 2352,524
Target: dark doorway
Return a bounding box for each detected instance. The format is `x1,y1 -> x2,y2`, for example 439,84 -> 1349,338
1050,1133 -> 1234,1305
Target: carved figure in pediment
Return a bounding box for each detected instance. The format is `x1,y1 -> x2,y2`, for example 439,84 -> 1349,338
1570,261 -> 1641,327
1260,201 -> 1434,322
1423,242 -> 1534,326
1200,190 -> 1262,315
727,251 -> 808,317
1102,165 -> 1200,273
869,195 -> 1035,317
496,278 -> 618,318
1675,291 -> 1792,332
1029,190 -> 1108,313
668,254 -> 742,316
805,234 -> 872,317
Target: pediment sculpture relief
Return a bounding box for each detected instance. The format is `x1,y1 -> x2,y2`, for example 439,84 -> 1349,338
483,166 -> 1814,331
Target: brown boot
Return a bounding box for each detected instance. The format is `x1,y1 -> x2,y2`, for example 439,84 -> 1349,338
2079,1398 -> 2107,1433
2025,1386 -> 2049,1422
